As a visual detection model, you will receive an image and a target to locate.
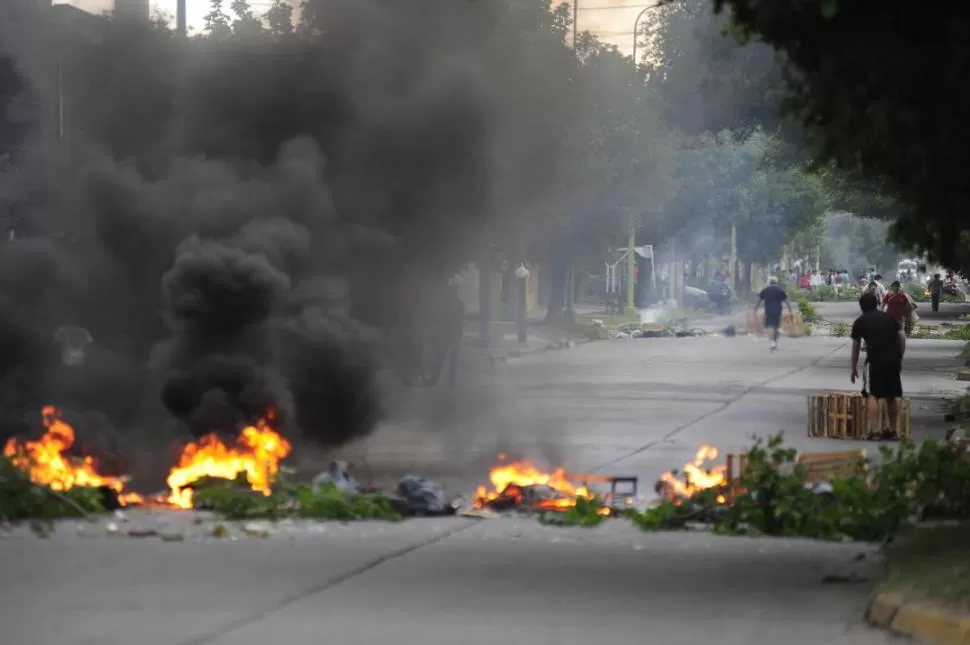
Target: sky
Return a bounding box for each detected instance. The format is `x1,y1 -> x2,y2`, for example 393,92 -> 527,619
59,0 -> 660,52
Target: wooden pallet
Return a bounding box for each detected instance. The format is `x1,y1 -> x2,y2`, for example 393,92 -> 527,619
725,449 -> 869,485
795,449 -> 868,483
806,392 -> 911,439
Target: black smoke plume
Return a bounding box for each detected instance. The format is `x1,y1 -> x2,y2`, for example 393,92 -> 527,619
0,0 -> 570,453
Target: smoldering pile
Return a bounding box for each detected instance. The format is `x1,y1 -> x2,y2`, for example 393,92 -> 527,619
0,0 -> 570,450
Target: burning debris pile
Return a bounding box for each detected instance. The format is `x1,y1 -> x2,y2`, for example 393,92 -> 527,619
656,445 -> 731,505
472,454 -> 638,517
166,413 -> 292,509
3,406 -> 294,513
3,406 -> 143,508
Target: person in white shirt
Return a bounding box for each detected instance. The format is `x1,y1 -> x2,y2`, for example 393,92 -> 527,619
873,274 -> 887,304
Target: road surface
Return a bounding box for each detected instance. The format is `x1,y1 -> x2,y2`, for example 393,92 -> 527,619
4,331 -> 963,645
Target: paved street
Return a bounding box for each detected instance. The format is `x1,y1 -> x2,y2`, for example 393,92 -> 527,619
4,330 -> 965,645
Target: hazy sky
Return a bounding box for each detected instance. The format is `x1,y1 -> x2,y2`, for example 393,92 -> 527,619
60,0 -> 657,53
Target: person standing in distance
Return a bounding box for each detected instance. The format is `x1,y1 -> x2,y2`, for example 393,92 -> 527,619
872,274 -> 887,306
850,292 -> 906,440
754,276 -> 793,350
928,273 -> 943,312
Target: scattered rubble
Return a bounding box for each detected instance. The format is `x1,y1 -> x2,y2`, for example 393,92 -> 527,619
311,460 -> 360,494
396,475 -> 458,516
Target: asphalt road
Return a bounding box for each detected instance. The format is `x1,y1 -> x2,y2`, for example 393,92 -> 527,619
4,330 -> 964,645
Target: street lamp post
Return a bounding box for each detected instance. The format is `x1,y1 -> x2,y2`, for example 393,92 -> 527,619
631,3 -> 662,70
514,264 -> 530,343
626,3 -> 663,315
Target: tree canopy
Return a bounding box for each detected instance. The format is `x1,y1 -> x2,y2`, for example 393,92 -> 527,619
714,0 -> 970,270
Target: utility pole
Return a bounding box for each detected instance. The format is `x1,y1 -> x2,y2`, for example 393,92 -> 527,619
730,223 -> 738,293
177,0 -> 187,37
626,220 -> 636,315
572,0 -> 578,50
668,241 -> 676,305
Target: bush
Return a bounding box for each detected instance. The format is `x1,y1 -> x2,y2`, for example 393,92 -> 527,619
538,496 -> 607,527
832,322 -> 850,337
903,283 -> 929,302
192,473 -> 402,521
629,434 -> 970,542
0,457 -> 107,524
796,298 -> 819,323
941,326 -> 970,341
803,285 -> 860,302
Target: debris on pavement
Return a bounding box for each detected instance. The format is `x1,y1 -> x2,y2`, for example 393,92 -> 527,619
457,507 -> 501,519
243,522 -> 272,538
396,475 -> 459,516
312,460 -> 360,494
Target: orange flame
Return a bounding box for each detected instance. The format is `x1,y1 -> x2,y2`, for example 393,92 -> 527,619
659,445 -> 728,503
3,406 -> 143,506
166,414 -> 292,509
473,458 -> 610,515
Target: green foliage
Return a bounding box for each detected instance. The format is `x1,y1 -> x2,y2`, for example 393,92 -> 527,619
717,435 -> 829,538
0,457 -> 106,524
796,298 -> 818,323
713,0 -> 970,273
538,496 -> 606,527
645,0 -> 783,135
662,129 -> 832,268
628,500 -> 692,531
192,475 -> 402,522
832,321 -> 849,337
902,283 -> 928,302
296,483 -> 401,521
630,434 -> 970,542
941,326 -> 970,341
802,284 -> 860,302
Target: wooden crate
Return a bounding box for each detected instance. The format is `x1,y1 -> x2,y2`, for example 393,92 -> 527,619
740,311 -> 803,336
782,312 -> 805,337
742,311 -> 764,334
806,392 -> 911,439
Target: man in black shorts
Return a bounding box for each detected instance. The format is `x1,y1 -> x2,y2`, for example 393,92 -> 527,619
754,276 -> 793,350
850,292 -> 906,440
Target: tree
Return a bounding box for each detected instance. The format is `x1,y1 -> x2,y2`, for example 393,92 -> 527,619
644,0 -> 784,136
660,128 -> 831,288
203,0 -> 233,40
712,0 -> 970,270
530,31 -> 677,319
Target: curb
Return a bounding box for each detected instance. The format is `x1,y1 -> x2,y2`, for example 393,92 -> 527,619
867,592 -> 970,644
490,338 -> 592,363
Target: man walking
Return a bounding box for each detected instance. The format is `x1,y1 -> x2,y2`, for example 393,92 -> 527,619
928,273 -> 943,312
425,275 -> 465,388
850,292 -> 906,440
754,276 -> 793,350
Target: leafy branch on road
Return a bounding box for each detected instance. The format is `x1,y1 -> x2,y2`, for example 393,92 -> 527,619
629,434 -> 970,542
0,457 -> 107,529
192,471 -> 402,521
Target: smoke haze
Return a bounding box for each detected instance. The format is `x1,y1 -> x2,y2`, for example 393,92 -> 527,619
0,0 -> 574,475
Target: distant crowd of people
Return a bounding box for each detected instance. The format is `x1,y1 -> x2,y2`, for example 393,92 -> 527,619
793,268 -> 873,291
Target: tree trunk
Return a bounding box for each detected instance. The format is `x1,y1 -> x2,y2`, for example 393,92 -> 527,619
478,264 -> 491,348
544,257 -> 567,322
